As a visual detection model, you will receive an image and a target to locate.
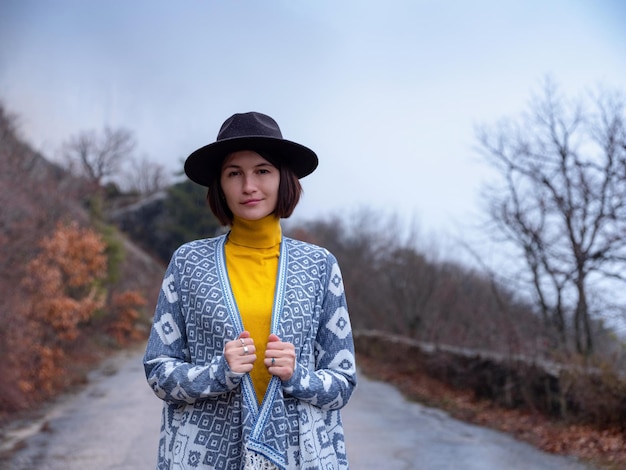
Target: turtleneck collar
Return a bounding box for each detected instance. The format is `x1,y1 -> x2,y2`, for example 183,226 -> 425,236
228,215 -> 282,249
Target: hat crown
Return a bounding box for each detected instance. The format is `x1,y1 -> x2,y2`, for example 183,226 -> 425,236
217,112 -> 283,141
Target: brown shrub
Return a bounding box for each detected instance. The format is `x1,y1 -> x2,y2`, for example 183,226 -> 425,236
16,222 -> 108,398
107,290 -> 148,345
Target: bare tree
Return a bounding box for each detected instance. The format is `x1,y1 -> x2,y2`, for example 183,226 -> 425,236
477,79 -> 626,356
122,155 -> 170,196
62,126 -> 136,188
380,246 -> 438,338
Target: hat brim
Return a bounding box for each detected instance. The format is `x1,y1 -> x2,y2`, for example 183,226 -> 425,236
184,136 -> 318,187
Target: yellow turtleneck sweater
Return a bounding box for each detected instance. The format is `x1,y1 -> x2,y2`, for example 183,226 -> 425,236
225,215 -> 281,404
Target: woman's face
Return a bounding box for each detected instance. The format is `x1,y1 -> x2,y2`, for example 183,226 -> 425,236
220,150 -> 280,221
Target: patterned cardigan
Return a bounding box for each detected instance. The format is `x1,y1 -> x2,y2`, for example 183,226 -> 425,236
143,234 -> 357,470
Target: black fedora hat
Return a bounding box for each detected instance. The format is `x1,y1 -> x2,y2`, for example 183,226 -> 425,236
184,112 -> 318,187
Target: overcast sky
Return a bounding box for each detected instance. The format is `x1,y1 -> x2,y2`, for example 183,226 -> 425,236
2,0 -> 625,246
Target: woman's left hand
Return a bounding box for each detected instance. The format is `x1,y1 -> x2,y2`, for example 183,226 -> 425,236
264,334 -> 296,381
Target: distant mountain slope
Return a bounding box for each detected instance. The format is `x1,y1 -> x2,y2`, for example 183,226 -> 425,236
0,106 -> 88,290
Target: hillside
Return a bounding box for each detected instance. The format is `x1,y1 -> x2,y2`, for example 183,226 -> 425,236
0,105 -> 165,420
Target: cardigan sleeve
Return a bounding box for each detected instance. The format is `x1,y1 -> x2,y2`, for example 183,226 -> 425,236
282,253 -> 357,410
143,248 -> 244,405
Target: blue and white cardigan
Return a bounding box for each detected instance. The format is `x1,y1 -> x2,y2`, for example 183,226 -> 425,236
143,234 -> 357,470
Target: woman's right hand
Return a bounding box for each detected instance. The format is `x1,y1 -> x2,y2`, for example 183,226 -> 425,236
224,331 -> 256,373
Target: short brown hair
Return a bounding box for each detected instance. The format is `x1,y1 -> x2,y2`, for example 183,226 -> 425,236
207,163 -> 303,226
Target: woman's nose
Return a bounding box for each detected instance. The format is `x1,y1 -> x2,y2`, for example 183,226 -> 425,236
242,175 -> 257,193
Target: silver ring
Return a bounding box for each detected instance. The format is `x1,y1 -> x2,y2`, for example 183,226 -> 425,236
271,357 -> 275,366
243,345 -> 249,355
240,338 -> 246,347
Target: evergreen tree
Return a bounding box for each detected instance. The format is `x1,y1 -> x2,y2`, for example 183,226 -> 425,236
158,180 -> 222,259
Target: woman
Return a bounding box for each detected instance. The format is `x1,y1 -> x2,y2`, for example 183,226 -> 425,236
143,112 -> 357,470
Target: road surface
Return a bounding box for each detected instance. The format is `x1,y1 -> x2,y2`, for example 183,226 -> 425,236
1,346 -> 592,469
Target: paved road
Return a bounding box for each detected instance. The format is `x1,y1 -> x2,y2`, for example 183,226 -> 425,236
345,376 -> 590,470
1,347 -> 592,469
